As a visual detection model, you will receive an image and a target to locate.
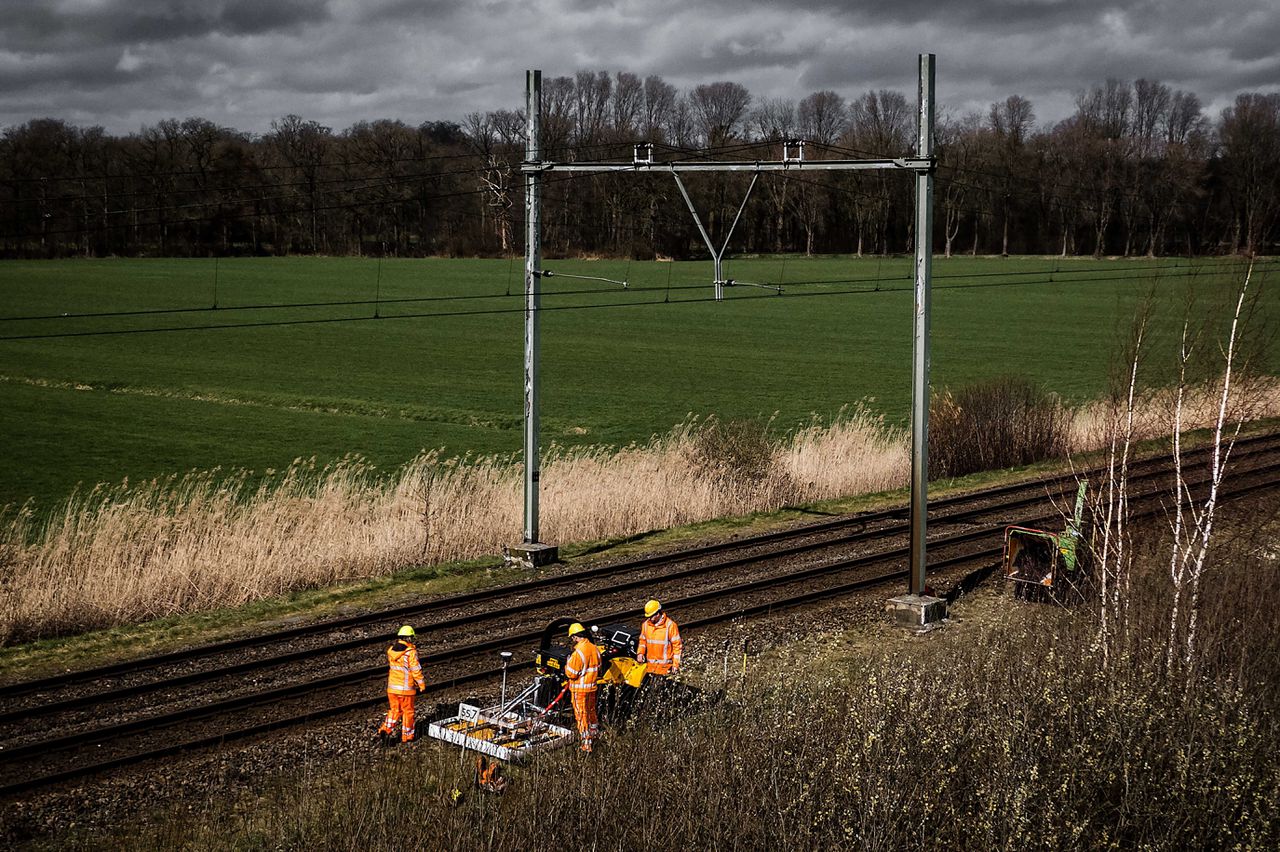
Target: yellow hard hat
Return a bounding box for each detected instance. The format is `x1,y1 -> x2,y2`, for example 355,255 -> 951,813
644,599 -> 662,617
397,625 -> 415,637
568,622 -> 587,638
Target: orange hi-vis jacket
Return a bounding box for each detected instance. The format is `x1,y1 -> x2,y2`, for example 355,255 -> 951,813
637,613 -> 682,675
386,640 -> 426,695
564,638 -> 601,693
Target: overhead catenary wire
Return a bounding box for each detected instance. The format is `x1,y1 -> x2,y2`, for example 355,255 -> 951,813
0,240 -> 1259,326
0,263 -> 1258,343
2,254 -> 1260,327
660,136 -> 1199,231
817,138 -> 1164,208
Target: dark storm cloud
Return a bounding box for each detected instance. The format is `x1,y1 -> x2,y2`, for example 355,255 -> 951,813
0,0 -> 1276,134
1228,59 -> 1280,92
674,37 -> 814,78
0,48 -> 132,90
0,0 -> 326,50
360,0 -> 471,25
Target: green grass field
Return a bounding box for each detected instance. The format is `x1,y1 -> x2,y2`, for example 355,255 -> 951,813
0,254 -> 1271,511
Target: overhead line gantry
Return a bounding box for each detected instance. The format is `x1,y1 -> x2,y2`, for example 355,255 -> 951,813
511,56 -> 944,630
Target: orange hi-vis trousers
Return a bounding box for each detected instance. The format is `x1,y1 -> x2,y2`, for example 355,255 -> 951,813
380,692 -> 418,742
570,689 -> 598,752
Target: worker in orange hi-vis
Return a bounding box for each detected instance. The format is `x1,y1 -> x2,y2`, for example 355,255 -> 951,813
563,622 -> 602,753
378,625 -> 427,743
637,599 -> 682,678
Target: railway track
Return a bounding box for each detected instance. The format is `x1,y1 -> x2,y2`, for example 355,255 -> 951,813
3,433 -> 1279,796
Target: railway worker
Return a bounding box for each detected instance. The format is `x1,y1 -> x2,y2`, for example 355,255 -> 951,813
378,625 -> 427,744
563,622 -> 602,753
637,599 -> 682,680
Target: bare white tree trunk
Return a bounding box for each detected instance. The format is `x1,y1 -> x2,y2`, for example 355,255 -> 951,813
1098,311 -> 1148,665
1163,260 -> 1255,676
1183,261 -> 1253,665
1166,319 -> 1193,674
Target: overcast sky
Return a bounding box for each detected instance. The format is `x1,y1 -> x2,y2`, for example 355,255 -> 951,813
2,0 -> 1278,136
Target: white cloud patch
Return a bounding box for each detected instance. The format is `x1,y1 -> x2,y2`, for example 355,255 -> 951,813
115,46 -> 145,73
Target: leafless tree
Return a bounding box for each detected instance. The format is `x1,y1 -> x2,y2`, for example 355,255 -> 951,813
752,99 -> 797,252
937,111 -> 983,257
1218,93 -> 1280,256
265,114 -> 333,253
611,72 -> 643,140
689,82 -> 752,147
989,95 -> 1036,256
541,75 -> 576,152
462,111 -> 517,254
642,75 -> 677,143
848,90 -> 912,254
1095,299 -> 1151,665
1167,261 -> 1258,672
798,91 -> 847,147
573,70 -> 613,146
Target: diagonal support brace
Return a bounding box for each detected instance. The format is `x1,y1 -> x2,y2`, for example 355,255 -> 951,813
672,172 -> 759,300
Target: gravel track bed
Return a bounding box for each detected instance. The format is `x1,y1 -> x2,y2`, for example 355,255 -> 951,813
0,523 -> 931,747
1,555 -> 987,845
0,513 -> 939,726
0,531 -> 1000,797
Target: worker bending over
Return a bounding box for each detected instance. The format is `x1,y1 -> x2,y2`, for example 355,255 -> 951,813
637,599 -> 682,678
378,625 -> 427,743
564,622 -> 601,753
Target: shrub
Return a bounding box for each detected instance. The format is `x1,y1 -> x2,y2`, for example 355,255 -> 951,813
686,415 -> 788,497
930,376 -> 1070,478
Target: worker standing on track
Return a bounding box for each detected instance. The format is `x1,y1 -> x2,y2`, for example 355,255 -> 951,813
637,599 -> 682,681
378,625 -> 427,744
563,622 -> 601,753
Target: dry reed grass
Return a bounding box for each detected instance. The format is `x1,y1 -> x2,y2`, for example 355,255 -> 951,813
2,380 -> 1277,644
0,408 -> 906,643
1069,375 -> 1280,449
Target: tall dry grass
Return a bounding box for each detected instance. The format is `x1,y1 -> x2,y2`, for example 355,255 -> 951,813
2,380 -> 1278,645
1070,375 -> 1280,450
0,408 -> 906,643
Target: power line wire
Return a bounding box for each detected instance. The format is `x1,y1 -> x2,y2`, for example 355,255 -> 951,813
1,263 -> 1260,343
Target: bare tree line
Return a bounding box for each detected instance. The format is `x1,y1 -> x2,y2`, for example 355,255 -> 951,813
1,72 -> 1277,260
